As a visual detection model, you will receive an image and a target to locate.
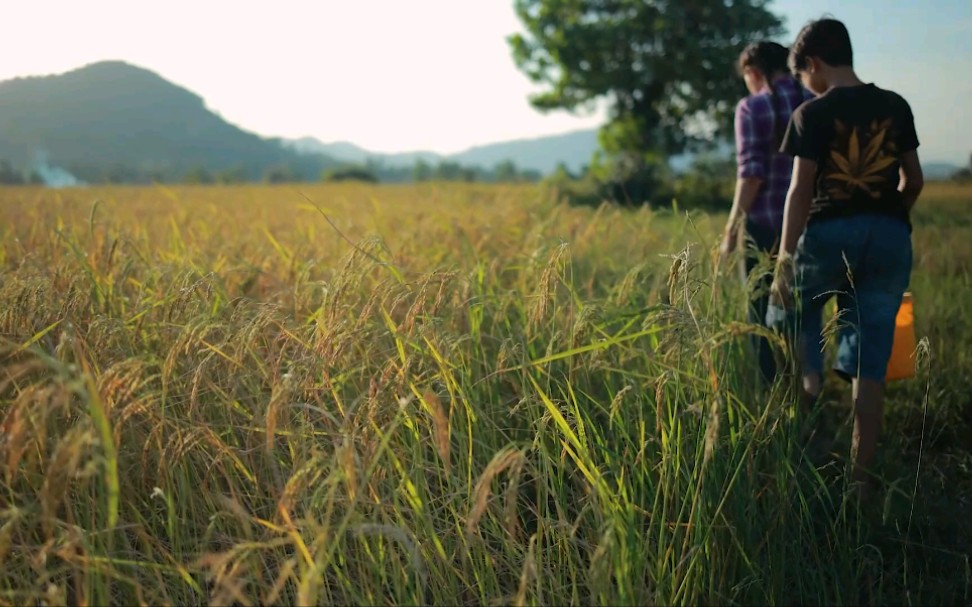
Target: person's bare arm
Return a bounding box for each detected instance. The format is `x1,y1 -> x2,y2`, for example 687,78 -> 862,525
723,98 -> 767,259
770,157 -> 816,306
779,157 -> 817,257
723,177 -> 763,242
898,149 -> 924,211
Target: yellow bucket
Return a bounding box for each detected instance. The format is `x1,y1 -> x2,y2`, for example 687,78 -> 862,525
886,292 -> 916,382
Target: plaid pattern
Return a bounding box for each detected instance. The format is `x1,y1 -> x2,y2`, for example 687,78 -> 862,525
735,78 -> 814,233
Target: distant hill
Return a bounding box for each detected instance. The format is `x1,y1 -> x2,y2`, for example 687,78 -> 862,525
286,129 -> 601,175
288,138 -> 442,168
287,130 -> 744,177
924,162 -> 962,180
451,130 -> 600,174
0,61 -> 336,182
5,61 -> 959,185
288,138 -> 372,163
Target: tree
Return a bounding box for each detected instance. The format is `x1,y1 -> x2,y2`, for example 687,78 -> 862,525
508,0 -> 783,158
183,166 -> 214,185
552,162 -> 575,181
954,153 -> 972,181
520,169 -> 543,183
264,165 -> 297,184
103,164 -> 139,184
215,166 -> 248,184
0,160 -> 24,185
323,165 -> 379,183
412,159 -> 433,182
672,154 -> 736,211
434,161 -> 464,181
494,159 -> 520,182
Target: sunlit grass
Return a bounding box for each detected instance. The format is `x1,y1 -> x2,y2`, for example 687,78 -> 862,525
0,181 -> 969,605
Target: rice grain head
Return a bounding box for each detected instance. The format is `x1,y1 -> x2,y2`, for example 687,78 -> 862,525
466,447 -> 526,534
423,390 -> 451,474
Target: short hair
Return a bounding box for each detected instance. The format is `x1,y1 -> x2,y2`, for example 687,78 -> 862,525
789,17 -> 854,74
737,41 -> 790,77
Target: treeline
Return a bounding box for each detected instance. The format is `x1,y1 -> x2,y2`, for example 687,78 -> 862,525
180,157 -> 542,185
368,158 -> 542,184
543,152 -> 738,211
0,156 -> 544,186
952,153 -> 972,181
0,160 -> 43,185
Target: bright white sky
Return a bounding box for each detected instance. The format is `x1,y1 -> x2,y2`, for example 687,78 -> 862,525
1,0 -> 969,163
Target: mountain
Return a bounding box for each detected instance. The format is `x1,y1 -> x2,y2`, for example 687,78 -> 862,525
286,129 -> 601,175
288,138 -> 373,163
0,61 -> 336,182
288,138 -> 443,168
451,129 -> 600,174
8,60 -> 954,185
287,130 -> 745,177
923,162 -> 961,180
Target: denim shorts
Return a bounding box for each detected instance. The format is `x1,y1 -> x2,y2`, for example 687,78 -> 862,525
766,214 -> 913,382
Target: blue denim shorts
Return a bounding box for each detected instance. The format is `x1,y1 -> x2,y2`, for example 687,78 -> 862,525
766,214 -> 913,382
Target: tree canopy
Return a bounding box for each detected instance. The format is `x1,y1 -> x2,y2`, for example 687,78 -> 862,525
508,0 -> 783,158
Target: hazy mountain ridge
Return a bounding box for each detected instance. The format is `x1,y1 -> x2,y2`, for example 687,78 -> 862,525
0,61 -> 962,184
0,61 -> 336,182
285,129 -> 601,175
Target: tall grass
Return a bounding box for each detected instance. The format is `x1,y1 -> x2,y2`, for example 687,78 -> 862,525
0,182 -> 969,605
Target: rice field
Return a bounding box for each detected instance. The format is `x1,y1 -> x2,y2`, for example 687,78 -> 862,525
0,181 -> 969,605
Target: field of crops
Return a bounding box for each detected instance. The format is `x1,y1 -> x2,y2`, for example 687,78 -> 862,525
1,182 -> 970,605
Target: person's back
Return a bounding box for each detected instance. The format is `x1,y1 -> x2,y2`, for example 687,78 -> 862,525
786,83 -> 919,228
768,17 -> 924,500
723,41 -> 814,384
738,76 -> 815,233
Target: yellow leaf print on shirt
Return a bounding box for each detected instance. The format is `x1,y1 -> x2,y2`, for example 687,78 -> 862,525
825,119 -> 897,200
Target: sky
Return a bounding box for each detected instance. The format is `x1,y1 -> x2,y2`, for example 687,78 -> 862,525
0,0 -> 969,164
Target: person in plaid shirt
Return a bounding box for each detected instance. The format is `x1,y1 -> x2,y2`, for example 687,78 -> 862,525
720,41 -> 814,384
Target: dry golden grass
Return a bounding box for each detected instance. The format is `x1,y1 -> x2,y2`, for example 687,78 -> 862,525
0,181 -> 969,605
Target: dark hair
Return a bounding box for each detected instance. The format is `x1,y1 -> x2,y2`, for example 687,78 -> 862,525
738,41 -> 796,150
789,17 -> 854,73
737,41 -> 790,78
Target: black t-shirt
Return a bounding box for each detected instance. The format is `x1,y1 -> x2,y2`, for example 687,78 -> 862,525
780,83 -> 920,227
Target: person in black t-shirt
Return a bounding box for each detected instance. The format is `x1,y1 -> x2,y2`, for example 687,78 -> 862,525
766,17 -> 924,497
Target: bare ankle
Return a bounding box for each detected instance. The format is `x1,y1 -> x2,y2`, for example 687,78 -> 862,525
800,373 -> 821,414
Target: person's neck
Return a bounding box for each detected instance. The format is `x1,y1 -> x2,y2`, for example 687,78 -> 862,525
825,67 -> 865,90
760,72 -> 792,92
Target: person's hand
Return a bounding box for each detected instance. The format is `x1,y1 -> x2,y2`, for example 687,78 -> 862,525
719,228 -> 737,267
769,277 -> 792,309
769,255 -> 795,309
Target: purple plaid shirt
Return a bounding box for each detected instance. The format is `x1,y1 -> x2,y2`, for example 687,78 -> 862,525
735,77 -> 814,233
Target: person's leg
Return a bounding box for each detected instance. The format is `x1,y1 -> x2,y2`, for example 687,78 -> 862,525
743,220 -> 778,384
796,296 -> 826,419
767,223 -> 842,422
833,215 -> 913,488
850,378 -> 885,483
785,218 -> 871,434
801,368 -> 822,412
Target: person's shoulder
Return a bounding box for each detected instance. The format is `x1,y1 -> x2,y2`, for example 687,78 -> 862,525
791,93 -> 825,122
868,83 -> 904,99
779,77 -> 812,99
736,93 -> 766,110
871,84 -> 914,113
741,91 -> 774,114
736,92 -> 770,113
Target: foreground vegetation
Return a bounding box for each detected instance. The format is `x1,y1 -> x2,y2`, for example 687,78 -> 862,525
0,182 -> 969,605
